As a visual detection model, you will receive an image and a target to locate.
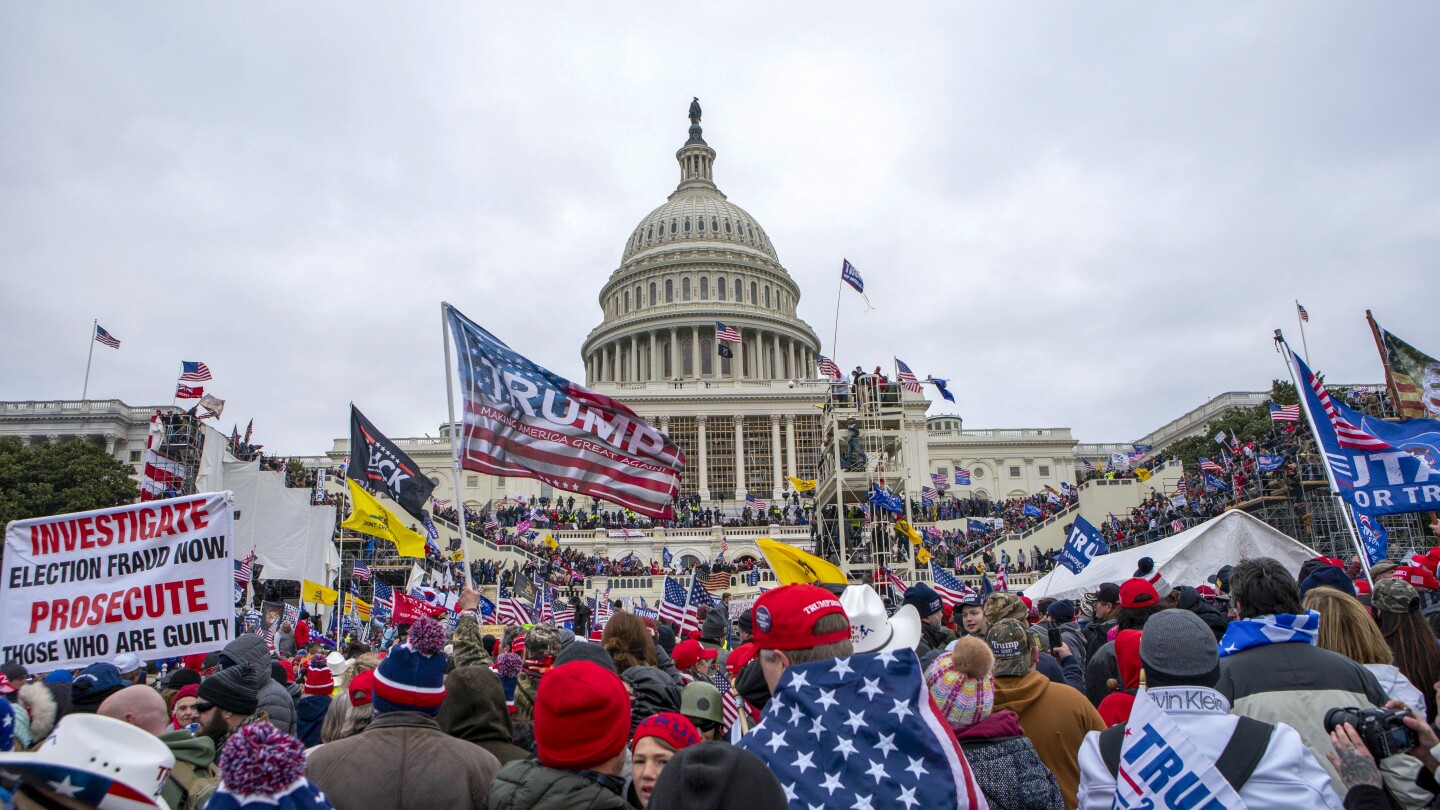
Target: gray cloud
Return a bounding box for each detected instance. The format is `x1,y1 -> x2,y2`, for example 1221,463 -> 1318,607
2,3 -> 1437,454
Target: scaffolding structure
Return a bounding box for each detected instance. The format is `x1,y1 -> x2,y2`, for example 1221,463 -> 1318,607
812,376 -> 930,581
141,409 -> 206,500
1242,483 -> 1434,560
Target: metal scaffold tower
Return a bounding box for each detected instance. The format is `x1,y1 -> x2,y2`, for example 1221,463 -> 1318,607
143,409 -> 207,500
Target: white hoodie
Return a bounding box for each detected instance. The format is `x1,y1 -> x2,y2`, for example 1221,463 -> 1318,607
1365,663 -> 1426,716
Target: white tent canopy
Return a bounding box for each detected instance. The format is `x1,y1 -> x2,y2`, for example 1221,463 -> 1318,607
1023,510 -> 1322,603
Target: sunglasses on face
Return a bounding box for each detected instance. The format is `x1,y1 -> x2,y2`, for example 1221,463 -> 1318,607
193,702 -> 216,713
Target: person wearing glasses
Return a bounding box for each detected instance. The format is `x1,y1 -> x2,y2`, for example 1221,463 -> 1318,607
195,663 -> 265,752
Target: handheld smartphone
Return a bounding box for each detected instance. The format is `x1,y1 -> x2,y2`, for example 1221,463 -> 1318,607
1048,626 -> 1063,651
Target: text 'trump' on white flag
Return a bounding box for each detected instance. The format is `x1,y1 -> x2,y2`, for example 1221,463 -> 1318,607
445,304 -> 685,520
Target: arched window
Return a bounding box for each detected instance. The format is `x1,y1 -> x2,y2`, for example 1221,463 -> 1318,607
712,217 -> 719,231
649,282 -> 657,306
665,280 -> 674,303
764,286 -> 771,308
747,225 -> 754,239
681,339 -> 694,376
701,339 -> 713,374
697,217 -> 705,232
624,291 -> 630,312
750,281 -> 758,304
700,277 -> 709,300
683,218 -> 691,233
635,286 -> 642,309
647,225 -> 653,240
670,219 -> 677,234
717,276 -> 726,300
734,279 -> 742,301
682,278 -> 691,300
724,220 -> 732,234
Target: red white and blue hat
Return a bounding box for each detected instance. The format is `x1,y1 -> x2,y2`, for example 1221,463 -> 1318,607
206,723 -> 333,810
372,616 -> 448,715
0,713 -> 174,809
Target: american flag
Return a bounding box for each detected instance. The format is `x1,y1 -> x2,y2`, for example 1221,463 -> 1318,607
954,468 -> 972,486
179,361 -> 212,382
1270,403 -> 1301,422
433,498 -> 451,509
995,562 -> 1008,592
705,570 -> 732,591
930,471 -> 950,490
685,574 -> 715,632
715,322 -> 741,343
879,566 -> 909,596
1171,519 -> 1185,533
94,324 -> 121,349
817,354 -> 842,380
175,384 -> 204,399
447,305 -> 684,520
1198,456 -> 1225,474
745,493 -> 767,512
1082,459 -> 1097,472
551,591 -> 575,626
712,670 -> 741,731
931,561 -> 973,607
1177,475 -> 1189,495
736,651 -> 985,810
895,358 -> 923,393
496,584 -> 531,625
1295,349 -> 1392,451
920,485 -> 937,503
233,551 -> 255,586
1297,302 -> 1310,322
351,561 -> 372,581
484,518 -> 499,532
658,575 -> 690,627
372,581 -> 393,612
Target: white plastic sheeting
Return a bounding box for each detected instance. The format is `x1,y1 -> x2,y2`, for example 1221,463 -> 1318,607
223,460 -> 339,585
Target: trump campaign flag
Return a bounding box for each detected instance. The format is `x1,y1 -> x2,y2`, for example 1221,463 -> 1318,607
1056,515 -> 1108,574
1,493 -> 235,671
350,405 -> 436,522
1113,688 -> 1245,810
446,304 -> 684,519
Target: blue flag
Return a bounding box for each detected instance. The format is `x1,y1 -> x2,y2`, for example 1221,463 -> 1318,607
1022,503 -> 1043,518
966,518 -> 990,534
1354,509 -> 1390,567
662,547 -> 674,569
746,570 -> 759,587
1056,515 -> 1108,574
979,573 -> 994,596
868,483 -> 904,515
1256,455 -> 1285,472
1292,347 -> 1440,515
1203,473 -> 1230,491
840,258 -> 865,293
478,594 -> 496,618
928,377 -> 956,403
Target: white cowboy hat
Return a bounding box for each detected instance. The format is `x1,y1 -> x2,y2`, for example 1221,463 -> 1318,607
0,713 -> 174,809
840,585 -> 922,654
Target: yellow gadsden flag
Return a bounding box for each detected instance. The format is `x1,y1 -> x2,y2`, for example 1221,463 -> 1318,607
1134,468 -> 1152,482
757,538 -> 847,586
916,547 -> 932,564
543,534 -> 559,550
341,478 -> 428,559
786,476 -> 817,493
894,518 -> 922,546
301,579 -> 339,605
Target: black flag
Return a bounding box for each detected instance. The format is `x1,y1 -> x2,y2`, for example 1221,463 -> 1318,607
349,405 -> 436,522
718,343 -> 733,359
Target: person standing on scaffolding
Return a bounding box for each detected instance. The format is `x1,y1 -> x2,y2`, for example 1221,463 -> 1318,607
843,417 -> 867,471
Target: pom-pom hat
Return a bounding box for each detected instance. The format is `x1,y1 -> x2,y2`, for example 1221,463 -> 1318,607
373,616 -> 448,715
302,655 -> 335,696
925,636 -> 995,729
207,723 -> 334,810
0,713 -> 175,808
751,584 -> 849,652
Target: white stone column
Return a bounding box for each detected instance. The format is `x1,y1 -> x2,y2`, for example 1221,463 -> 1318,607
630,336 -> 639,382
697,415 -> 711,500
736,328 -> 746,380
770,414 -> 783,500
785,414 -> 797,479
649,331 -> 658,381
669,327 -> 678,379
733,415 -> 747,497
598,347 -> 607,382
691,325 -> 700,378
788,339 -> 798,380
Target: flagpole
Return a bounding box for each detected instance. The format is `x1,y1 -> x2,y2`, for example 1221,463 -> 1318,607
441,302 -> 477,590
1275,331 -> 1371,580
830,272 -> 843,368
1295,301 -> 1311,367
82,319 -> 97,401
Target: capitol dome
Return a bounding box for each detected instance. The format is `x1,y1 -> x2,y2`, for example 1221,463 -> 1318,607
582,100 -> 821,386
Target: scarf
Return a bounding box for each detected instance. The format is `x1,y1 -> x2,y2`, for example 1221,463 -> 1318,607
1218,611 -> 1320,657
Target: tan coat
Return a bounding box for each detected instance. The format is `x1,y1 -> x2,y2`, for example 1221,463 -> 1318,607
307,711 -> 501,810
994,670 -> 1105,810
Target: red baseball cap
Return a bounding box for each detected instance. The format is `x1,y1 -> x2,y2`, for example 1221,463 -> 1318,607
1353,578 -> 1372,596
671,639 -> 717,671
752,584 -> 849,651
1119,578 -> 1160,609
726,642 -> 757,678
1394,566 -> 1440,591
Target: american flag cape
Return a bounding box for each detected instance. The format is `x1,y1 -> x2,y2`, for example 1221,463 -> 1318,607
446,304 -> 684,519
895,358 -> 923,394
736,651 -> 986,810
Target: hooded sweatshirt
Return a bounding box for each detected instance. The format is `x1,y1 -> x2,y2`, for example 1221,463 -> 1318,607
220,633 -> 296,735
994,670 -> 1105,810
158,730 -> 218,810
437,667 -> 530,766
1176,586 -> 1229,641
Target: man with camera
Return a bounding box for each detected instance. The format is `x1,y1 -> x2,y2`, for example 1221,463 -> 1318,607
1078,609 -> 1343,809
1329,693 -> 1440,810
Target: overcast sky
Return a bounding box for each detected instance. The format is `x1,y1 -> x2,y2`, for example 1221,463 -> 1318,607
3,4 -> 1438,456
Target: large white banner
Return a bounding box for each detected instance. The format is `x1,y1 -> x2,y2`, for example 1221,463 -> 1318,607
1,492 -> 235,671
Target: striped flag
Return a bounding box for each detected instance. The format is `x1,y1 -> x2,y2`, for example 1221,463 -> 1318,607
745,493 -> 767,512
879,566 -> 909,596
94,324 -> 121,349
1176,475 -> 1189,495
1170,519 -> 1185,533
1297,302 -> 1309,323
1198,456 -> 1225,474
484,518 -> 499,532
930,471 -> 950,490
658,575 -> 690,627
930,561 -> 971,607
179,361 -> 212,382
895,358 -> 923,393
920,485 -> 938,503
995,562 -> 1008,592
516,518 -> 531,535
234,551 -> 255,585
1296,348 -> 1392,451
954,468 -> 972,486
714,671 -> 740,731
351,561 -> 372,581
496,585 -> 531,626
705,570 -> 732,591
372,581 -> 394,612
1269,403 -> 1301,422
715,322 -> 741,343
175,384 -> 204,399
817,355 -> 842,380
433,498 -> 452,509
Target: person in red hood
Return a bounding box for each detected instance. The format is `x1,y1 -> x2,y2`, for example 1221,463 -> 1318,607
294,612 -> 312,648
1096,629 -> 1141,726
926,636 -> 1065,810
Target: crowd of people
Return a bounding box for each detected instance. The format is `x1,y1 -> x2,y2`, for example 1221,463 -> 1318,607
15,547 -> 1440,810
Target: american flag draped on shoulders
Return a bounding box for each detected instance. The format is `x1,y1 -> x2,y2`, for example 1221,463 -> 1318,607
737,650 -> 986,810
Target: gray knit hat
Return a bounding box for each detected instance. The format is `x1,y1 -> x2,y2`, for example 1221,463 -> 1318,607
553,640 -> 617,673
1138,609 -> 1219,687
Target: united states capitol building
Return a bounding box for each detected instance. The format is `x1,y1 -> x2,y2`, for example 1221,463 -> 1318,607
1,102 -> 1270,578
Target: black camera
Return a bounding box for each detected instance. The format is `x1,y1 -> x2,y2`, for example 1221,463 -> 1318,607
1324,706 -> 1419,759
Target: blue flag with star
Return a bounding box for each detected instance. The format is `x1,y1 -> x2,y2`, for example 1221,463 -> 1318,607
736,650 -> 985,810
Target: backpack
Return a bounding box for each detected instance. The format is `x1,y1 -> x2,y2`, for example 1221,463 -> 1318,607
169,759 -> 221,810
1099,715 -> 1274,792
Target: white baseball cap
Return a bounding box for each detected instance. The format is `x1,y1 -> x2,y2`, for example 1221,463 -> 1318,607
0,713 -> 174,809
840,585 -> 922,654
112,653 -> 141,675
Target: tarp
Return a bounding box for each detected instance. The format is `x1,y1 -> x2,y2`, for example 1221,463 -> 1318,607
1023,510 -> 1321,602
225,460 -> 339,585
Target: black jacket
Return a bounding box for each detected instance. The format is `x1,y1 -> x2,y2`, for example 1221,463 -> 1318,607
620,666 -> 681,734
489,759 -> 635,810
1176,586 -> 1230,641
438,666 -> 531,766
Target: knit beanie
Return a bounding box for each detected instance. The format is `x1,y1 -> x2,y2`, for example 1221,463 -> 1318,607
270,662 -> 291,686
493,652 -> 523,710
373,617 -> 448,715
647,741 -> 788,810
166,667 -> 202,690
1300,565 -> 1356,599
1046,599 -> 1076,624
302,654 -> 335,696
533,660 -> 631,770
924,636 -> 995,730
206,722 -> 334,810
1138,609 -> 1219,688
632,712 -> 702,753
553,640 -> 617,673
1134,557 -> 1173,600
199,663 -> 261,716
